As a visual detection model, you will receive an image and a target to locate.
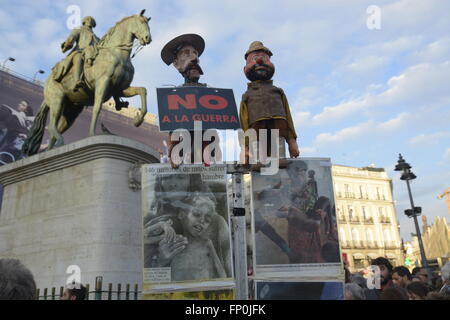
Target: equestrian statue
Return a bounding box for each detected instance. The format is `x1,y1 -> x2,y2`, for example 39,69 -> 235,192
23,10 -> 152,156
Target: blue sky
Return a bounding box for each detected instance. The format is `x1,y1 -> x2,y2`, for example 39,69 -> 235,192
1,0 -> 449,240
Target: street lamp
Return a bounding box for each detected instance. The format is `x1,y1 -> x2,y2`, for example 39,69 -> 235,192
33,69 -> 45,81
2,57 -> 15,69
394,154 -> 432,284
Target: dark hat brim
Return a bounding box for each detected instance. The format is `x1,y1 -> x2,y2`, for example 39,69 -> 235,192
161,34 -> 205,66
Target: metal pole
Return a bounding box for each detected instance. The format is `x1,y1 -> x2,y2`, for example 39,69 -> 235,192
405,179 -> 432,284
230,168 -> 248,299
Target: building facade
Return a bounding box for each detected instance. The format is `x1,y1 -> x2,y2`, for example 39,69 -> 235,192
405,216 -> 450,270
332,165 -> 404,272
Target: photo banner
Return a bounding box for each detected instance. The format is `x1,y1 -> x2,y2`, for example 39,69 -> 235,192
156,87 -> 240,131
255,281 -> 344,300
141,164 -> 235,294
251,158 -> 343,280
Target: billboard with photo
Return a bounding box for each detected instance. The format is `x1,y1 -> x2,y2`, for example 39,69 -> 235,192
0,69 -> 166,209
141,164 -> 234,294
255,281 -> 344,300
251,158 -> 342,279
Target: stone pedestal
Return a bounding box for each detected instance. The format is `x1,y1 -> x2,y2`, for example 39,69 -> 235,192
0,135 -> 159,290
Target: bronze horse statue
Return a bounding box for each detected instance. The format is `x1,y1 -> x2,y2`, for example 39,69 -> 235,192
23,10 -> 152,156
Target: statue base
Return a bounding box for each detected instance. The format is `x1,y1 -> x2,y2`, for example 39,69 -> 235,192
0,135 -> 159,291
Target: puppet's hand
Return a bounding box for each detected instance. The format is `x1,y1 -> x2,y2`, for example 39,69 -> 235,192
287,139 -> 300,158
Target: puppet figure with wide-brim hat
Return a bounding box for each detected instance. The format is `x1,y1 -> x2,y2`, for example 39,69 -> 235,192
161,33 -> 206,86
240,41 -> 300,162
161,34 -> 220,167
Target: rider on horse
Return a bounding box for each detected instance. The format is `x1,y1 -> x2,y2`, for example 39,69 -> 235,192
54,16 -> 129,111
54,16 -> 99,92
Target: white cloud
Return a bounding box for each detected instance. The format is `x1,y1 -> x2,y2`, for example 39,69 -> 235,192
300,146 -> 317,155
312,61 -> 450,124
408,132 -> 450,146
315,112 -> 412,145
293,111 -> 311,126
345,55 -> 389,74
413,38 -> 450,63
444,148 -> 450,161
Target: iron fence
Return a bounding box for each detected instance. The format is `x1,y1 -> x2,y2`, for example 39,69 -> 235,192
36,276 -> 140,300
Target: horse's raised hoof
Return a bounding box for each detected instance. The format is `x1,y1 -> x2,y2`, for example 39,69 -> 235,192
133,113 -> 144,127
73,81 -> 85,92
54,138 -> 65,147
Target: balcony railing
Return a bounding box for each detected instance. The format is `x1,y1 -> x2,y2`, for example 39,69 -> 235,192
352,240 -> 365,248
363,217 -> 374,224
384,242 -> 398,249
367,241 -> 379,248
344,192 -> 356,199
380,217 -> 391,224
341,241 -> 351,248
349,216 -> 360,223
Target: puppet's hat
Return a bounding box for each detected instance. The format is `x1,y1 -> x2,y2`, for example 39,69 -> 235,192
161,34 -> 205,65
245,41 -> 273,59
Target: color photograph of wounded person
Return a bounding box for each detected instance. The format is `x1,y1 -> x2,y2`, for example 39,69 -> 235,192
251,159 -> 340,266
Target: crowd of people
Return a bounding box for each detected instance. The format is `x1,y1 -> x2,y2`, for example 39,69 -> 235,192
344,257 -> 450,300
0,258 -> 86,300
1,256 -> 450,300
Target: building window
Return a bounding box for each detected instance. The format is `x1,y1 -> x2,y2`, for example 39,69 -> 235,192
354,259 -> 365,269
340,228 -> 346,245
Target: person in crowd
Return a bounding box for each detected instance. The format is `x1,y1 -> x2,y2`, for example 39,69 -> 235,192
344,263 -> 352,283
0,258 -> 36,300
392,266 -> 412,288
406,281 -> 429,300
345,283 -> 366,300
412,266 -> 429,284
379,286 -> 409,300
350,273 -> 368,289
364,257 -> 393,300
426,292 -> 450,300
61,283 -> 87,300
439,261 -> 450,296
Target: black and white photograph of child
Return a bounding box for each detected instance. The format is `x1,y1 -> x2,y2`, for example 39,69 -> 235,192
142,164 -> 233,284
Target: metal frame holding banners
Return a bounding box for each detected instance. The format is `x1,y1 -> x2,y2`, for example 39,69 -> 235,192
156,86 -> 240,131
140,160 -> 344,300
